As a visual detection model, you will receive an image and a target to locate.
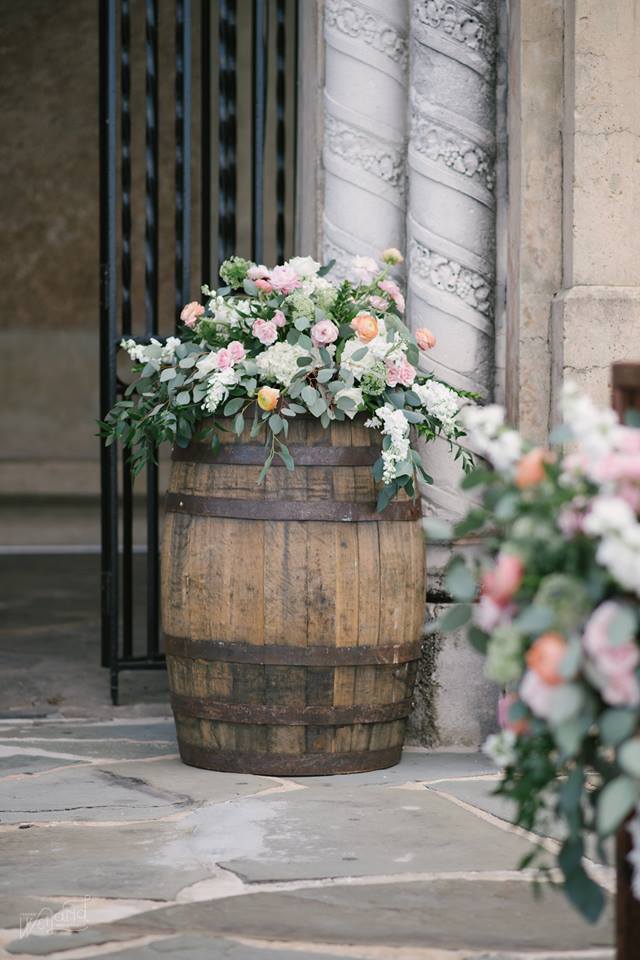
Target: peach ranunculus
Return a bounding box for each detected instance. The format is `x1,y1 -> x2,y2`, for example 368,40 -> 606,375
515,447 -> 549,489
252,318 -> 278,345
381,247 -> 404,265
257,386 -> 280,412
415,327 -> 437,351
525,632 -> 567,686
351,313 -> 379,343
180,301 -> 205,328
310,319 -> 339,348
481,553 -> 524,606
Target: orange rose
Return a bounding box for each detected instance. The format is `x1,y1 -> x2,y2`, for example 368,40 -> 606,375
257,386 -> 280,412
350,313 -> 378,343
526,632 -> 567,686
515,448 -> 550,489
416,327 -> 437,351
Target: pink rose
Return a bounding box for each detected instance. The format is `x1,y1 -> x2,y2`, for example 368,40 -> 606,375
273,310 -> 286,328
227,340 -> 246,363
416,327 -> 437,351
386,357 -> 416,388
474,595 -> 514,633
247,264 -> 270,280
583,601 -> 640,707
269,265 -> 300,295
379,278 -> 405,313
369,295 -> 388,312
215,348 -> 232,370
252,318 -> 278,345
519,670 -> 556,719
310,319 -> 339,348
481,553 -> 523,606
180,301 -> 205,328
255,278 -> 273,294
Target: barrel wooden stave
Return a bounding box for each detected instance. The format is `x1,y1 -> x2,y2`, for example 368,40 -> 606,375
161,416 -> 426,775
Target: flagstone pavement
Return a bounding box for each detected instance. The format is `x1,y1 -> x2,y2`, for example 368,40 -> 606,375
0,718 -> 615,960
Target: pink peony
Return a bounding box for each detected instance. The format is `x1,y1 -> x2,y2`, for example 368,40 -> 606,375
386,357 -> 416,388
273,309 -> 286,328
255,278 -> 273,294
379,278 -> 405,313
310,319 -> 339,348
481,553 -> 524,606
226,340 -> 246,363
180,301 -> 205,328
583,601 -> 640,707
474,595 -> 515,633
269,264 -> 300,295
247,264 -> 270,280
519,670 -> 556,719
350,255 -> 379,284
252,319 -> 278,345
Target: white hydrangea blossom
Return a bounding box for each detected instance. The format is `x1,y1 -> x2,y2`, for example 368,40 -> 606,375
482,730 -> 517,768
255,342 -> 308,387
121,337 -> 181,371
340,334 -> 403,381
561,380 -> 618,458
202,367 -> 239,414
413,380 -> 461,436
461,404 -> 523,472
376,404 -> 410,484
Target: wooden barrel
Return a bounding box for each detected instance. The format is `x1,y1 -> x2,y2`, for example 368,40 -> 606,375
161,416 -> 426,775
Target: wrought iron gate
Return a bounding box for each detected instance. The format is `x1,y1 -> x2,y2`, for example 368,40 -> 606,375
99,0 -> 298,704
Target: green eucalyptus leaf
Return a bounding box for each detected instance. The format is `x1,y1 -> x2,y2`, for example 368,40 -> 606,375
175,391 -> 191,406
600,709 -> 638,746
618,739 -> 640,778
316,367 -> 335,384
269,414 -> 284,435
596,775 -> 639,837
608,605 -> 637,646
563,866 -> 605,924
430,603 -> 472,633
445,561 -> 477,602
160,367 -> 177,382
277,441 -> 295,471
294,316 -> 310,331
224,397 -> 244,416
301,385 -> 319,406
513,605 -> 555,634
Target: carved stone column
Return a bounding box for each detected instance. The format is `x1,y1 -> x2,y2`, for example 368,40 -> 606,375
407,0 -> 498,520
322,0 -> 409,277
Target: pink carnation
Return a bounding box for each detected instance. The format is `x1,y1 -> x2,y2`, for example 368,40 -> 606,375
269,265 -> 300,295
273,310 -> 286,328
227,340 -> 246,363
252,318 -> 278,345
310,319 -> 339,348
386,357 -> 416,388
379,279 -> 405,313
583,601 -> 640,707
255,278 -> 273,294
180,301 -> 205,328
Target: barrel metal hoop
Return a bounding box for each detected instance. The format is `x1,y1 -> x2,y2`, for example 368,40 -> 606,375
171,693 -> 412,725
172,443 -> 379,466
176,741 -> 404,775
165,635 -> 421,666
165,492 -> 421,522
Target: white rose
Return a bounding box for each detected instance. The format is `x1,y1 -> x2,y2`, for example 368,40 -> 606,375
286,255 -> 321,278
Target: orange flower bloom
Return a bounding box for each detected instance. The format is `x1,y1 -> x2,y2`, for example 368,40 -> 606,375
526,632 -> 567,686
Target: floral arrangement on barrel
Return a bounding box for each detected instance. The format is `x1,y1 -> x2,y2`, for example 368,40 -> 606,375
101,250 -> 474,510
431,383 -> 640,921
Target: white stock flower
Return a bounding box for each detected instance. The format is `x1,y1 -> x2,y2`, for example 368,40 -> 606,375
461,403 -> 523,472
120,336 -> 181,370
375,404 -> 410,484
255,341 -> 308,387
202,367 -> 239,414
482,730 -> 517,768
414,380 -> 461,436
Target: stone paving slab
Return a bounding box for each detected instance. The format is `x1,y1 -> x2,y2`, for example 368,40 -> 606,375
0,721 -> 177,742
0,739 -> 178,761
0,755 -> 83,777
0,896 -> 60,931
6,880 -> 613,955
214,784 -> 536,882
0,821 -> 212,900
290,749 -> 497,787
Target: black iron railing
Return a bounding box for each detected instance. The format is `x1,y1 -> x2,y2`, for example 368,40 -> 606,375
99,0 -> 298,703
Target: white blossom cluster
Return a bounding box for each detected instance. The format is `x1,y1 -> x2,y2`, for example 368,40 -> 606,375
202,368 -> 239,414
339,329 -> 400,382
255,342 -> 309,388
461,404 -> 522,472
561,381 -> 618,458
584,495 -> 640,594
374,404 -> 411,484
413,380 -> 462,437
121,337 -> 181,371
482,729 -> 517,768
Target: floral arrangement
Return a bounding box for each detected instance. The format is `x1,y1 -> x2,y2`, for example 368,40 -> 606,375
431,384 -> 640,922
102,250 -> 474,510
